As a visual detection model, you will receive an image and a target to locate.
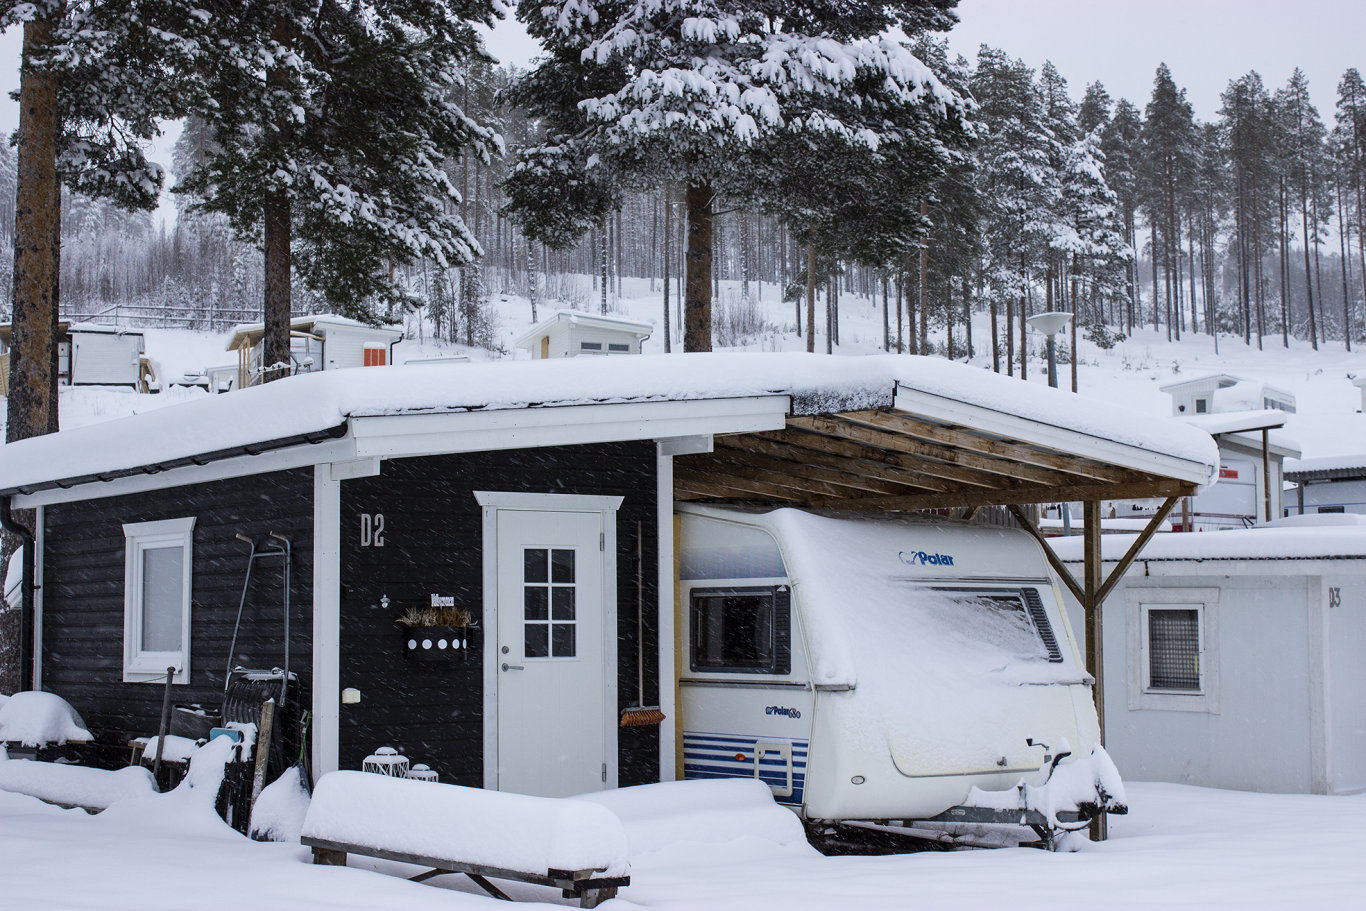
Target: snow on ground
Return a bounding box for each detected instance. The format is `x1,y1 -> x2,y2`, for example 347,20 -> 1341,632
0,778 -> 1362,910
7,275 -> 1363,460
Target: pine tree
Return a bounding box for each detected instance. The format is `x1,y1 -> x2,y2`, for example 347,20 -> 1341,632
180,0 -> 503,381
1278,68 -> 1328,350
1337,69 -> 1366,344
1101,97 -> 1143,332
504,0 -> 967,352
1140,64 -> 1196,342
1221,73 -> 1276,346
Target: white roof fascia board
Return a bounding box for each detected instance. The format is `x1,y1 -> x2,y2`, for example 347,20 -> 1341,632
1181,411 -> 1288,435
891,384 -> 1215,487
1220,431 -> 1302,460
13,437 -> 358,509
350,396 -> 789,460
1056,557 -> 1366,577
514,311 -> 653,349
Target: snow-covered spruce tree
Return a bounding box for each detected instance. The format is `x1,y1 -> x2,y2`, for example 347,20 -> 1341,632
179,1 -> 502,381
504,1 -> 967,351
970,47 -> 1060,376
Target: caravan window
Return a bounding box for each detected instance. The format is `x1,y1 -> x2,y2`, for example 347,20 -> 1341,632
122,517 -> 196,684
929,588 -> 1063,663
690,586 -> 790,675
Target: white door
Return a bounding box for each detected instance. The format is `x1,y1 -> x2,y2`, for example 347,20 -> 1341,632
495,509 -> 607,797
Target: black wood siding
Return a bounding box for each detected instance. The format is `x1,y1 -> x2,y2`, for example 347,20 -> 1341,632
338,442 -> 660,788
40,469 -> 314,759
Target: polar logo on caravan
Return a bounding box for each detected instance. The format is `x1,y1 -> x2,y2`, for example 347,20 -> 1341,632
899,550 -> 955,567
766,706 -> 802,719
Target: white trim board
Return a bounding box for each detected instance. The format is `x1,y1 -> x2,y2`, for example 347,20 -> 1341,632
892,385 -> 1214,487
353,397 -> 789,461
477,491 -> 623,793
1124,587 -> 1221,714
14,438 -> 358,508
655,445 -> 676,782
312,465 -> 342,782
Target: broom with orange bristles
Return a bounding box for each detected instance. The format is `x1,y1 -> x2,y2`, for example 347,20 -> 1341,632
621,521 -> 666,727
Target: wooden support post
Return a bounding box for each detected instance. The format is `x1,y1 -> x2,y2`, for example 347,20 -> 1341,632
251,698 -> 276,809
312,846 -> 348,866
1083,500 -> 1105,842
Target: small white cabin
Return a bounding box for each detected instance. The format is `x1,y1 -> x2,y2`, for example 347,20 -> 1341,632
223,314 -> 403,389
1176,411 -> 1301,529
514,310 -> 652,359
0,321 -> 150,391
1052,517 -> 1366,796
1160,373 -> 1296,416
1285,455 -> 1366,516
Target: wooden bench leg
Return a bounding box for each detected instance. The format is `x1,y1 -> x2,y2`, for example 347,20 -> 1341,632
465,873 -> 512,901
312,847 -> 348,866
580,886 -> 616,909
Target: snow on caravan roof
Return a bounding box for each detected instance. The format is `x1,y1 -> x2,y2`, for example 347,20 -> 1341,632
0,353 -> 1219,496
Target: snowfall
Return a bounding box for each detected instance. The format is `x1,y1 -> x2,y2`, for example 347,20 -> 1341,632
2,275 -> 1366,909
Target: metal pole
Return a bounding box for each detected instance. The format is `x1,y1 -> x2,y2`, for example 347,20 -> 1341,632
153,666 -> 175,787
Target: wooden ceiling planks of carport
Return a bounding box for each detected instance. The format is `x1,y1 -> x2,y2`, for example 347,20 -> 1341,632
674,409 -> 1197,510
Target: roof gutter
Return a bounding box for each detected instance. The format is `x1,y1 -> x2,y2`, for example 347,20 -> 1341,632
0,421 -> 350,498
1,495 -> 35,691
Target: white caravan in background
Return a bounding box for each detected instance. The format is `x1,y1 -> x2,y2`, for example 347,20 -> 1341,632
677,505 -> 1122,847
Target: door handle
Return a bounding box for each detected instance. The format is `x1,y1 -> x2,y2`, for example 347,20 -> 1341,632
501,664 -> 524,672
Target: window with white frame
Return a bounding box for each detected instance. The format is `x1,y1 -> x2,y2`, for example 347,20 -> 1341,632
1125,587 -> 1220,713
123,517 -> 195,683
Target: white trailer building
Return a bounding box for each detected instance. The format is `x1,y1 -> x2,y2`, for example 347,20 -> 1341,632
1285,455 -> 1366,516
515,310 -> 652,359
1052,517 -> 1366,796
222,315 -> 403,389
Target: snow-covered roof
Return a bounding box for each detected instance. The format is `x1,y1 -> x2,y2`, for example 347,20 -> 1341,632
0,353 -> 1219,498
1159,372 -> 1245,393
1179,410 -> 1286,435
1050,524 -> 1366,563
67,323 -> 144,336
1284,453 -> 1366,481
225,314 -> 403,351
513,309 -> 654,348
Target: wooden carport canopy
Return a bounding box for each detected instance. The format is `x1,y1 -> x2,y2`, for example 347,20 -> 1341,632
674,385 -> 1211,839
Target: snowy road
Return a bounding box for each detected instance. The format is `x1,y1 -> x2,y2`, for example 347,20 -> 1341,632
2,782 -> 1362,910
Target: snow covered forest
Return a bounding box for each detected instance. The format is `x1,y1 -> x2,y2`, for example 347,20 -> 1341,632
0,10 -> 1363,362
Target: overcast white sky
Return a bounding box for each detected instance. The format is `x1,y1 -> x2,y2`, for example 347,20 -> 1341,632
1,0 -> 1362,226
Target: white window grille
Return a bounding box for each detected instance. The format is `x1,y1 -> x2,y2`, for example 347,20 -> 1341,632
1126,588 -> 1220,713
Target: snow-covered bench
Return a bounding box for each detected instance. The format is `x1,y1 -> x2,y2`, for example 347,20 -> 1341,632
0,760 -> 156,812
300,772 -> 630,908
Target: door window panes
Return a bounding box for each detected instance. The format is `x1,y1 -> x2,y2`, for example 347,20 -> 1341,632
524,547 -> 577,658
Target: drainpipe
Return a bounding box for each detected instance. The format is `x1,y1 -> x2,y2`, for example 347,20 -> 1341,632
1,495 -> 35,691
1262,428 -> 1272,523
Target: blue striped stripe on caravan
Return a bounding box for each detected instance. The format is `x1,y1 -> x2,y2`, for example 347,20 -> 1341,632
683,731 -> 808,806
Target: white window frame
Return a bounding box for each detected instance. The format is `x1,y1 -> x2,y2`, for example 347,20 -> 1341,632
1126,587 -> 1220,713
123,517 -> 196,684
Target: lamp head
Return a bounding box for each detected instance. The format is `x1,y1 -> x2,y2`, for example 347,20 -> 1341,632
1026,312 -> 1074,337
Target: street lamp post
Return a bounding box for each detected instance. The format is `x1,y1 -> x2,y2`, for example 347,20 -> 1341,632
1025,311 -> 1074,389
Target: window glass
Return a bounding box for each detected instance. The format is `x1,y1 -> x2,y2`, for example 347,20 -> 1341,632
1148,608 -> 1200,690
1195,398 -> 1207,413
141,546 -> 184,651
608,343 -> 629,352
524,547 -> 576,658
927,591 -> 1050,661
580,342 -> 602,351
692,592 -> 775,669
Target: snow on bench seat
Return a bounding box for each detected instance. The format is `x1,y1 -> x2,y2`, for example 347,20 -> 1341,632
300,771 -> 630,879
0,760 -> 156,811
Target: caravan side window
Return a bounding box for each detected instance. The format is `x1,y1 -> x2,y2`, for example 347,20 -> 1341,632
690,586 -> 790,675
122,517 -> 195,684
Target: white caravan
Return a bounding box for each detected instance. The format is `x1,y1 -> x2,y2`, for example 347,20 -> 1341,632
677,505 -> 1118,841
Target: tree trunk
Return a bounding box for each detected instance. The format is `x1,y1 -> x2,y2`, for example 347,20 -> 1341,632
1302,190 -> 1319,350
8,15 -> 60,441
918,200 -> 928,356
1070,254 -> 1079,392
684,183 -> 713,350
662,185 -> 671,353
881,276 -> 889,352
805,237 -> 816,353
895,271 -> 903,353
600,213 -> 610,314
261,191 -> 292,382
990,295 -> 999,373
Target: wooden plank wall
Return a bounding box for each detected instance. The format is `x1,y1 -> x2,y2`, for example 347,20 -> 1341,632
338,442 -> 660,788
41,469 -> 314,760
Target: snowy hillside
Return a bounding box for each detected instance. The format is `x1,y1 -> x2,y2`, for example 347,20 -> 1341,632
8,276 -> 1365,462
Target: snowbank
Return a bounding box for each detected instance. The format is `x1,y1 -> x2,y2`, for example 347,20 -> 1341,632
250,765 -> 311,843
573,778 -> 806,856
0,691 -> 92,746
0,352 -> 1218,494
301,771 -> 630,878
0,762 -> 155,810
1051,525 -> 1366,563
